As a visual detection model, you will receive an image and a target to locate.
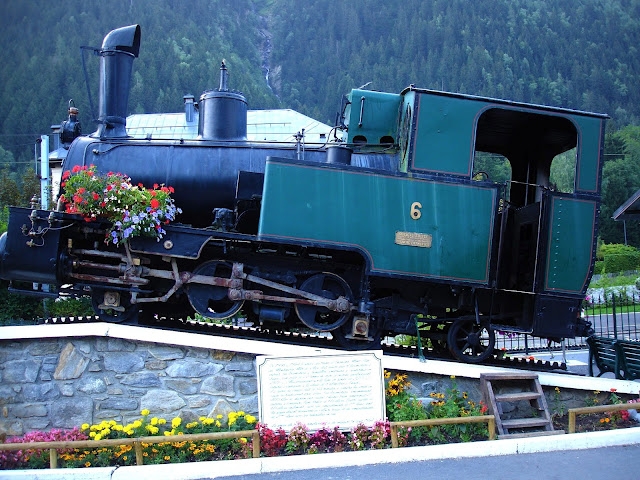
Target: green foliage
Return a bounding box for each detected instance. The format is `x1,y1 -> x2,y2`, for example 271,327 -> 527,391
424,377 -> 489,443
0,205 -> 9,234
600,126 -> 640,247
0,281 -> 44,324
597,243 -> 640,273
44,296 -> 94,318
604,252 -> 640,274
384,371 -> 429,443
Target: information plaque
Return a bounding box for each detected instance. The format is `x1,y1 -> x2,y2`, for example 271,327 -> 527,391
256,350 -> 385,431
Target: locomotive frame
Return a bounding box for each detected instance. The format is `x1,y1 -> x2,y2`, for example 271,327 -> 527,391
0,25 -> 607,364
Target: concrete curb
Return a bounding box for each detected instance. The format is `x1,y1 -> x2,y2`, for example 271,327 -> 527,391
3,427 -> 639,480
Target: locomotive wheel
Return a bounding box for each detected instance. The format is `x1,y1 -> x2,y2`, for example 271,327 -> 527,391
187,260 -> 244,320
294,272 -> 352,332
91,289 -> 137,323
447,318 -> 495,363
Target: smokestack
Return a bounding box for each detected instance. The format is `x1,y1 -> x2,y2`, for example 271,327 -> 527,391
198,61 -> 247,141
97,25 -> 141,138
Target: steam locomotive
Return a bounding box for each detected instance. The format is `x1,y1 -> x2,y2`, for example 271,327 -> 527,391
0,25 -> 606,363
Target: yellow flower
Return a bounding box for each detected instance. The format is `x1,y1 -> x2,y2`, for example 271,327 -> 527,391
216,414 -> 223,419
94,434 -> 102,441
171,417 -> 182,429
81,423 -> 90,431
89,432 -> 96,438
84,461 -> 91,468
133,420 -> 142,428
245,415 -> 257,424
141,409 -> 150,416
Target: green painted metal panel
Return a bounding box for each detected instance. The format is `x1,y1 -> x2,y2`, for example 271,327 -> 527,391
412,94 -> 485,175
345,89 -> 401,145
259,160 -> 498,283
544,197 -> 597,292
573,116 -> 604,193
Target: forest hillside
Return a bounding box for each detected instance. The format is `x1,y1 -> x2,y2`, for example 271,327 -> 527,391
0,0 -> 639,245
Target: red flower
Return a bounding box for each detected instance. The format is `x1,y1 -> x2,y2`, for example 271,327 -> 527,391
106,184 -> 113,191
77,187 -> 86,194
92,193 -> 100,200
153,183 -> 159,189
150,198 -> 160,210
168,186 -> 175,193
62,171 -> 71,180
72,165 -> 81,173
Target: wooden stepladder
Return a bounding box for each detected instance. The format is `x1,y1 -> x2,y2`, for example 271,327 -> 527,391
480,372 -> 564,438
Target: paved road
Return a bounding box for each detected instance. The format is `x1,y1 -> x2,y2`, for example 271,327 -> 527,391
215,444 -> 640,480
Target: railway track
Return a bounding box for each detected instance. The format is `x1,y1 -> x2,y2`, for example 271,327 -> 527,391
43,315 -> 568,373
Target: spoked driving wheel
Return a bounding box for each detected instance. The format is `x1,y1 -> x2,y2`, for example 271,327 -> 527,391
187,260 -> 244,320
91,289 -> 138,323
294,272 -> 352,331
447,318 -> 495,363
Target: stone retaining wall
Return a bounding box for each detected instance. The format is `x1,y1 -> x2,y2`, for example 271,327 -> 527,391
0,336 -> 258,436
1,328 -> 635,438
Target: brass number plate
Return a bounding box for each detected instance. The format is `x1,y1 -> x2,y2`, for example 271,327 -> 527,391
395,231 -> 433,248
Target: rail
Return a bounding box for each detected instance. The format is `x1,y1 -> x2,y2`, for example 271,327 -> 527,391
0,429 -> 260,469
389,415 -> 496,447
567,404 -> 639,434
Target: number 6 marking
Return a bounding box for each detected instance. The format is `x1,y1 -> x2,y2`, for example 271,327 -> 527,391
410,202 -> 422,220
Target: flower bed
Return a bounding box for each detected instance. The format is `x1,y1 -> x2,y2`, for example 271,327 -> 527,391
1,377 -> 639,470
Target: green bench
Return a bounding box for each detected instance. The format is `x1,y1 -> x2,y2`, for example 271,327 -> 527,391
616,338 -> 640,381
587,335 -> 640,380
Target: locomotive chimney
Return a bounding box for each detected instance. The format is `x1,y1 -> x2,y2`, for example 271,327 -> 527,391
198,60 -> 248,141
96,24 -> 141,138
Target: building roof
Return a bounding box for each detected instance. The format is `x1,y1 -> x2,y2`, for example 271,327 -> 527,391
125,109 -> 334,145
612,188 -> 640,221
